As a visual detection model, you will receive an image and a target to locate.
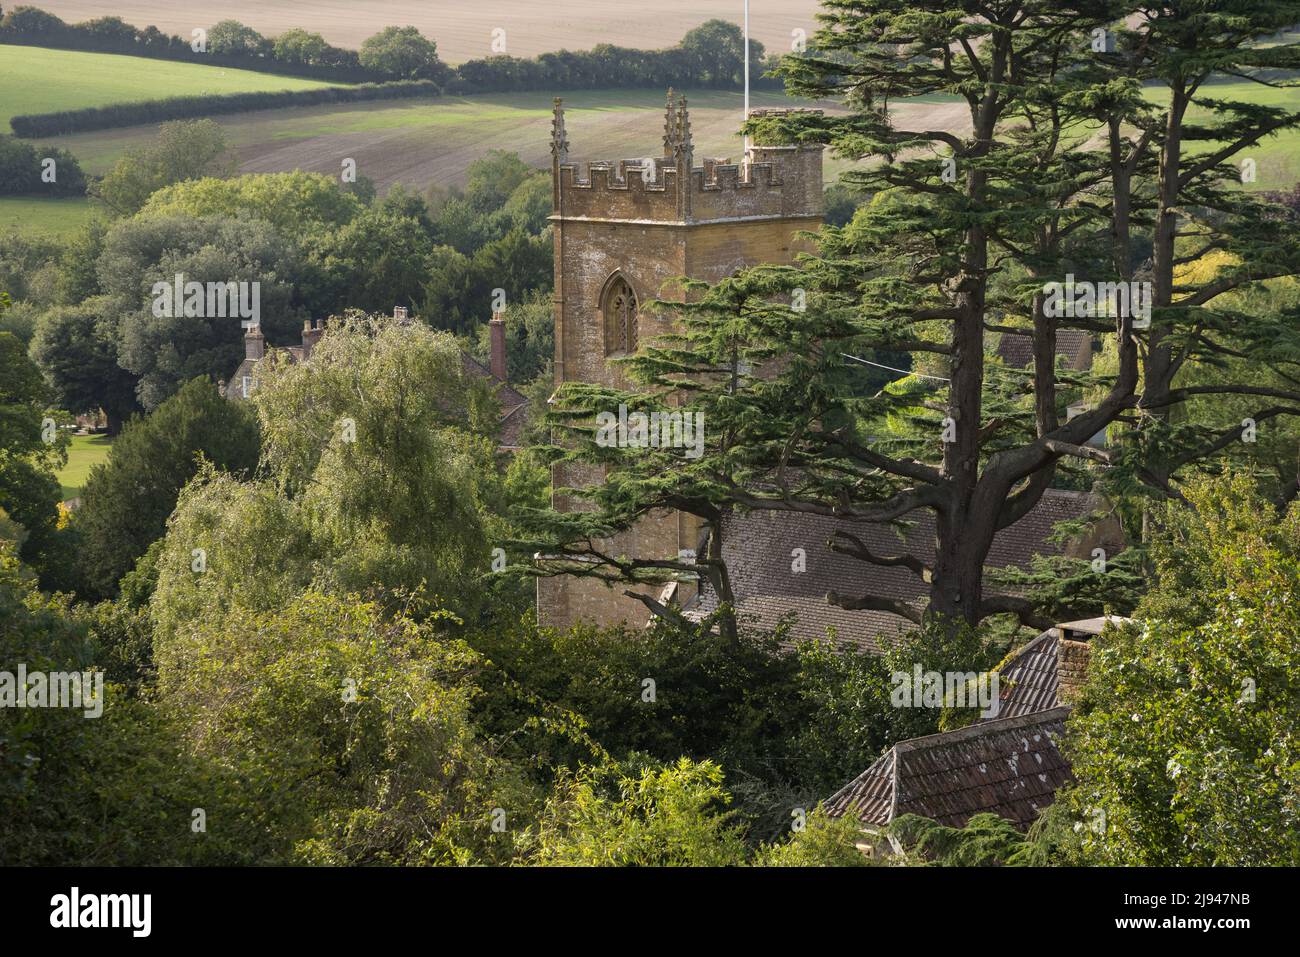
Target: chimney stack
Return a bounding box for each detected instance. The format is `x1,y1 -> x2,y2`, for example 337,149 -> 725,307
245,325 -> 265,361
1054,616 -> 1129,703
301,319 -> 324,359
489,310 -> 507,382
393,305 -> 409,324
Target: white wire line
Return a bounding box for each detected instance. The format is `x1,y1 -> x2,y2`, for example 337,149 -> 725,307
841,353 -> 951,382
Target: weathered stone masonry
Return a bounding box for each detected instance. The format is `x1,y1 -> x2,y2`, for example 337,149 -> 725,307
537,93 -> 824,630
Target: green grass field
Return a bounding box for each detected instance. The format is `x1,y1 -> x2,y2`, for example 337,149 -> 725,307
0,195 -> 94,240
0,45 -> 344,130
1145,79 -> 1300,191
57,433 -> 112,500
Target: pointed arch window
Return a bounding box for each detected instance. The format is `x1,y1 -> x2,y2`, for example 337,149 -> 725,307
602,276 -> 638,356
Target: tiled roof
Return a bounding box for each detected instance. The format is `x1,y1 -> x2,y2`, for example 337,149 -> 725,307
989,629 -> 1062,719
824,707 -> 1072,830
727,595 -> 913,655
996,329 -> 1093,370
460,352 -> 531,450
222,347 -> 299,401
984,618 -> 1118,720
695,488 -> 1107,652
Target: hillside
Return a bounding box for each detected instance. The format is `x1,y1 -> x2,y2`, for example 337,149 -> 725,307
46,88 -> 860,191
0,44 -> 343,130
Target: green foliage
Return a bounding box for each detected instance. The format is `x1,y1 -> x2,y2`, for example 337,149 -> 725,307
143,170 -> 362,232
421,227 -> 552,336
679,18 -> 765,87
100,212 -> 307,408
887,813 -> 1031,867
753,807 -> 872,867
466,611 -> 1002,845
468,286 -> 555,384
52,217 -> 106,306
359,26 -> 441,80
73,376 -> 260,599
150,316 -> 504,643
1058,474 -> 1300,865
0,232 -> 59,306
149,468 -> 318,648
157,588 -> 528,864
91,119 -> 234,216
821,182 -> 863,228
272,28 -> 329,66
0,134 -> 85,196
68,593 -> 154,691
0,329 -> 64,578
468,614 -> 797,778
309,204 -> 432,313
465,150 -> 536,214
10,81 -> 445,139
0,540 -> 257,865
207,20 -> 266,57
525,758 -> 749,866
0,297 -> 38,345
28,295 -> 139,432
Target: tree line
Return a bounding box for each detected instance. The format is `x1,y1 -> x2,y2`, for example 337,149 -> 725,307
1,6 -> 782,105
0,6 -> 385,81
9,81 -> 443,138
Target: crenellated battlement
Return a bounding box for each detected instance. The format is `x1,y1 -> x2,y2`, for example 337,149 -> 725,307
541,92 -> 825,634
551,94 -> 823,224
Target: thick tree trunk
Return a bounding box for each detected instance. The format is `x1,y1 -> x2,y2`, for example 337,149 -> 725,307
932,112 -> 998,628
703,514 -> 738,643
929,507 -> 995,626
1144,86 -> 1187,483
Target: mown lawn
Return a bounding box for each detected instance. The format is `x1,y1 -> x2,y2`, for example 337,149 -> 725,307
0,195 -> 94,240
1,44 -> 343,131
57,432 -> 113,500
1144,79 -> 1300,192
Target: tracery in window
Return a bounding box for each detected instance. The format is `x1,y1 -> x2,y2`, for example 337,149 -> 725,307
603,276 -> 637,355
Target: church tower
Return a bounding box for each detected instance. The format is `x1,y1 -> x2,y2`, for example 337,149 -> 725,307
538,92 -> 824,630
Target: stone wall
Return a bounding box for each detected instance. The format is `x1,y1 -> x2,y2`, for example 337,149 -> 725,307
537,98 -> 823,632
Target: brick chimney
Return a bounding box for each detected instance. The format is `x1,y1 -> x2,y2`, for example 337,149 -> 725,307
301,319 -> 324,359
1054,616 -> 1129,703
245,325 -> 265,361
489,310 -> 507,382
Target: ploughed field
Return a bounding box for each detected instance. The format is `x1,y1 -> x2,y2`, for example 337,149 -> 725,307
32,0 -> 826,65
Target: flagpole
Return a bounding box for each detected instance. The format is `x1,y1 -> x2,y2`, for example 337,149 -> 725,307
743,0 -> 751,167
